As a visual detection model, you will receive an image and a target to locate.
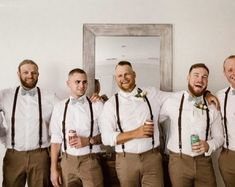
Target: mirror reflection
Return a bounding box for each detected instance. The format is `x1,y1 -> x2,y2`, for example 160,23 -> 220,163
95,36 -> 160,98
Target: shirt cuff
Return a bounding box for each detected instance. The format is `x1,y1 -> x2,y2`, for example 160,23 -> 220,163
204,140 -> 214,156
51,134 -> 63,144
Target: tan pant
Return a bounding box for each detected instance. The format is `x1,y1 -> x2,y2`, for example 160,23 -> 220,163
169,152 -> 216,187
61,153 -> 103,187
3,148 -> 51,187
219,148 -> 235,187
115,148 -> 164,187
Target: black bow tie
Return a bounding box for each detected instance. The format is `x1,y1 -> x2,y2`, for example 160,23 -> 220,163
21,89 -> 36,96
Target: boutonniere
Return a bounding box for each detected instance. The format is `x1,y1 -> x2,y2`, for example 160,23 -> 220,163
194,102 -> 207,114
135,88 -> 147,101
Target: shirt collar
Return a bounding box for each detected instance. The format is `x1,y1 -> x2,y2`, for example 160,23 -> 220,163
118,86 -> 138,98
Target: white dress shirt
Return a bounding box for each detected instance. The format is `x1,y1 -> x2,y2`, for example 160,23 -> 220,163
99,86 -> 170,154
160,91 -> 224,157
217,86 -> 235,151
0,86 -> 59,151
50,95 -> 103,156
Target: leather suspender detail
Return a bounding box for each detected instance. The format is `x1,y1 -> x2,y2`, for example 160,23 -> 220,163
37,87 -> 43,148
178,94 -> 184,156
115,93 -> 125,155
87,97 -> 94,152
62,97 -> 94,153
62,99 -> 70,154
11,86 -> 43,149
224,87 -> 230,149
11,86 -> 20,149
203,96 -> 210,141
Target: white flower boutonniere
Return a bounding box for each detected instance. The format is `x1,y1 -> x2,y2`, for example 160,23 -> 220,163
135,88 -> 147,101
194,102 -> 207,114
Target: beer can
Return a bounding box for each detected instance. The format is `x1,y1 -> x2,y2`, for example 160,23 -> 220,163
191,134 -> 199,144
68,130 -> 76,141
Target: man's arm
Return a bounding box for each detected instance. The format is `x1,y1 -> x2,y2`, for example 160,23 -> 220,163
116,123 -> 154,144
50,143 -> 62,187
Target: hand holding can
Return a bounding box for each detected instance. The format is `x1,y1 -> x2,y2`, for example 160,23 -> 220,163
191,134 -> 200,152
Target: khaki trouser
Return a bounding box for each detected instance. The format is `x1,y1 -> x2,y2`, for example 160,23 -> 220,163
61,153 -> 103,187
115,148 -> 164,187
169,152 -> 216,187
219,148 -> 235,187
3,148 -> 51,187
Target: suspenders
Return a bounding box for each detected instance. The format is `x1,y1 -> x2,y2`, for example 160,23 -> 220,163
11,86 -> 43,149
62,97 -> 94,154
178,93 -> 210,155
115,88 -> 154,155
223,87 -> 230,149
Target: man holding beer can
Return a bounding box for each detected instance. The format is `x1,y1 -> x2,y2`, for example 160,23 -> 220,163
50,68 -> 104,187
160,63 -> 224,187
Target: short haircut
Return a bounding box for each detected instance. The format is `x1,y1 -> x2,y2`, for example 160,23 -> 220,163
115,61 -> 132,69
68,68 -> 86,77
189,63 -> 209,74
18,59 -> 38,72
223,55 -> 235,70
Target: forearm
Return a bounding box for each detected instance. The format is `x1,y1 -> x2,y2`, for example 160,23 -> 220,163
50,143 -> 61,171
116,130 -> 137,145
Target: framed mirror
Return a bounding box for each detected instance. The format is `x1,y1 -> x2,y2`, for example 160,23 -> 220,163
83,24 -> 173,96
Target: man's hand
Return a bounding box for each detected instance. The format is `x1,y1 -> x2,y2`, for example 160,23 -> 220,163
69,135 -> 89,148
90,93 -> 102,103
192,140 -> 209,154
205,91 -> 220,111
135,123 -> 154,138
50,168 -> 62,187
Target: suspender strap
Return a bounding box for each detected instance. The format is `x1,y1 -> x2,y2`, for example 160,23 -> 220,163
224,87 -> 230,149
11,86 -> 20,149
138,88 -> 155,149
178,94 -> 184,156
37,87 -> 43,148
86,97 -> 94,152
115,93 -> 125,155
203,96 -> 210,141
62,99 -> 70,153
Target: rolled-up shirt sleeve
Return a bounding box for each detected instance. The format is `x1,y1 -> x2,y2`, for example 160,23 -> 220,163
50,103 -> 63,144
99,100 -> 120,146
205,109 -> 224,156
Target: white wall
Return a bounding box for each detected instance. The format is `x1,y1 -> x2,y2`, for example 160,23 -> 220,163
1,0 -> 235,186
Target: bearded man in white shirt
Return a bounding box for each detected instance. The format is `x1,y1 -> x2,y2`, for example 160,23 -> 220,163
217,55 -> 235,187
99,61 -> 171,187
0,59 -> 59,187
160,63 -> 224,187
50,68 -> 104,187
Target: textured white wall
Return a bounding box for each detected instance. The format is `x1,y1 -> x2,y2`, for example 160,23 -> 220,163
1,0 -> 235,186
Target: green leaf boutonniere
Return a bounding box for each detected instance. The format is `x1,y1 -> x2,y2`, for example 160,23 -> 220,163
135,88 -> 147,101
194,102 -> 207,114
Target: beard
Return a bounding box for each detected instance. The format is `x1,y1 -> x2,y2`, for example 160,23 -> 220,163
188,83 -> 207,97
20,77 -> 38,89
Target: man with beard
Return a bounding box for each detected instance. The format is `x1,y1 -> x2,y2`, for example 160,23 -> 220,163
0,59 -> 59,187
217,55 -> 235,187
50,68 -> 103,187
160,63 -> 224,187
